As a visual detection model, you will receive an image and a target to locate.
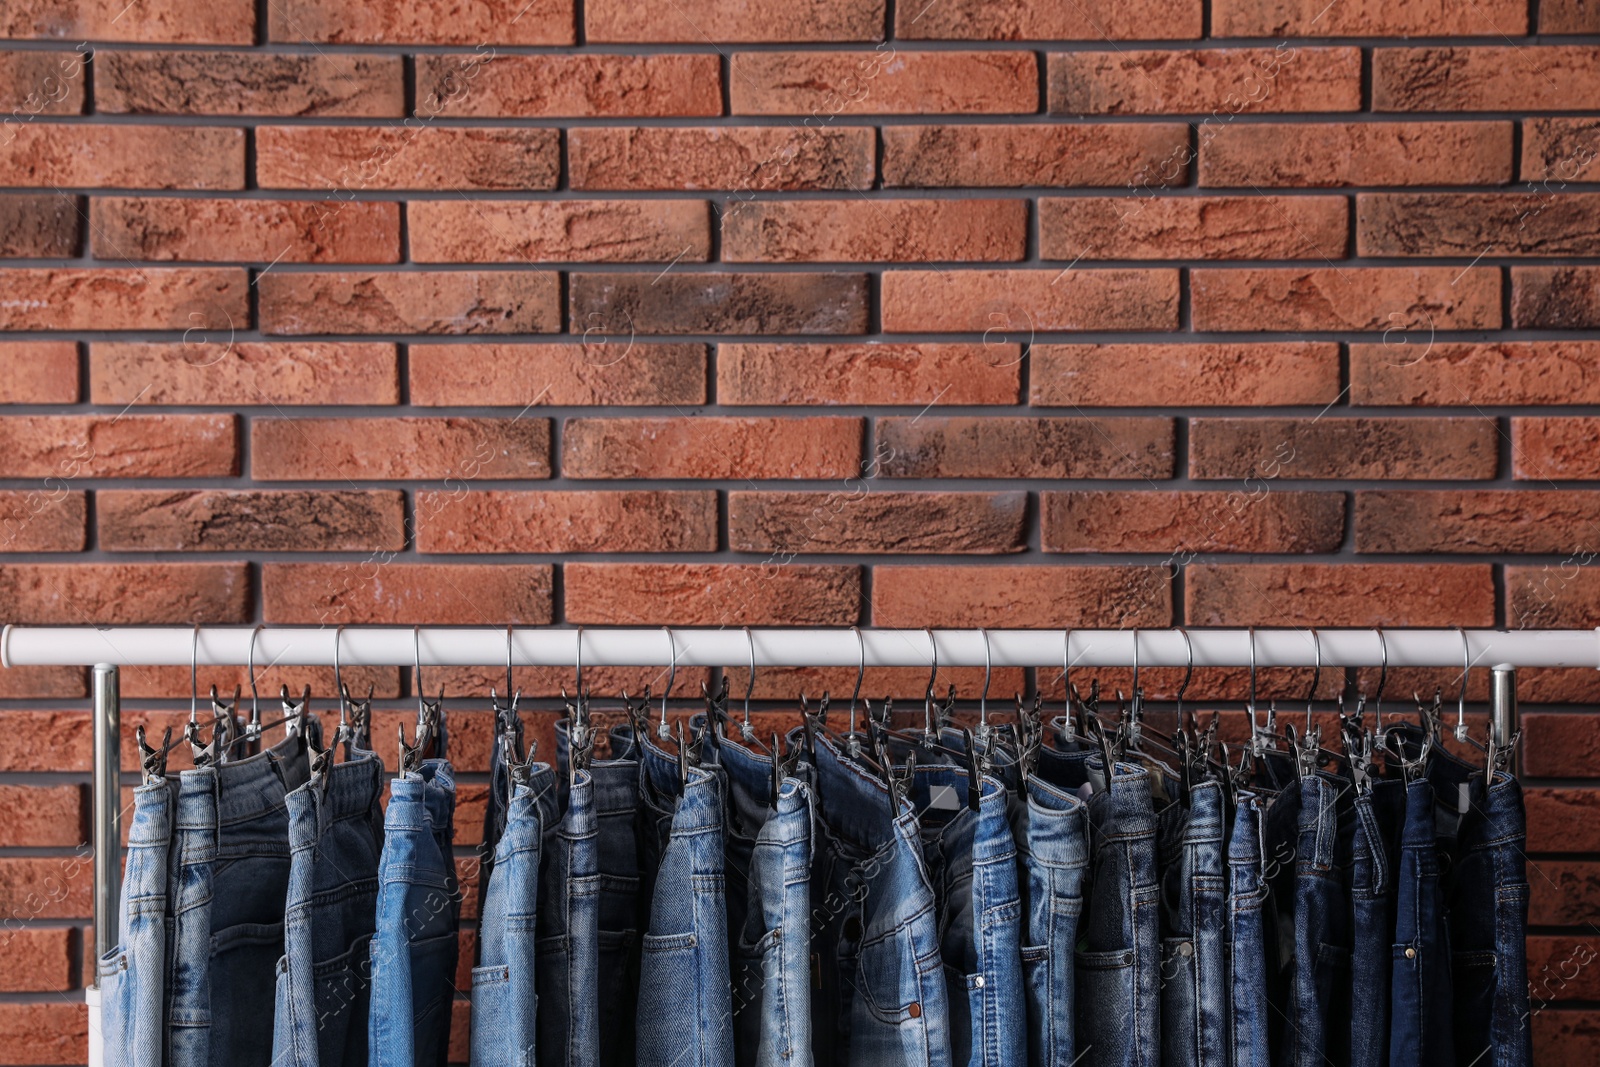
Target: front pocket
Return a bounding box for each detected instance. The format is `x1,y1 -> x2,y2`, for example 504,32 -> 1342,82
636,932 -> 701,1062
856,929 -> 929,1026
469,964 -> 512,1065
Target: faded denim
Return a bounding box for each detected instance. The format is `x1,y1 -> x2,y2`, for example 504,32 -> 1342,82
1227,792 -> 1269,1067
99,777 -> 177,1067
1390,777 -> 1455,1067
1157,779 -> 1228,1067
1349,779 -> 1405,1067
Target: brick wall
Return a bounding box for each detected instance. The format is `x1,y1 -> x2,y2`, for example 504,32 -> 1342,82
2,0 -> 1599,1062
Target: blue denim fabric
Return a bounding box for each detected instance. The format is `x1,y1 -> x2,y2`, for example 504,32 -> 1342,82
370,759 -> 461,1067
471,763 -> 561,1067
1227,792 -> 1269,1067
271,749 -> 385,1067
591,735 -> 644,1067
1349,778 -> 1405,1067
1157,778 -> 1228,1067
1076,761 -> 1160,1067
1389,777 -> 1455,1067
99,777 -> 176,1067
537,756 -> 601,1067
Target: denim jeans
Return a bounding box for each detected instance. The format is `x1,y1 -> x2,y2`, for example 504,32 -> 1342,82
536,762 -> 599,1067
1349,779 -> 1405,1067
1390,777 -> 1455,1067
99,778 -> 176,1067
472,763 -> 561,1067
1077,761 -> 1160,1067
1158,778 -> 1228,1067
1227,791 -> 1269,1067
370,759 -> 462,1067
270,749 -> 385,1067
166,732 -> 312,1067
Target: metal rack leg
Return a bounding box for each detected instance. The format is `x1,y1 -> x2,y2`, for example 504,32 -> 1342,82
1491,663 -> 1518,778
89,663 -> 119,1067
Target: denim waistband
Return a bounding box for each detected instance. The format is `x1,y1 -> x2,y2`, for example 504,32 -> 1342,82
215,730 -> 311,827
717,733 -> 773,807
295,748 -> 383,825
1020,772 -> 1089,868
1229,790 -> 1263,863
174,768 -> 218,832
1186,779 -> 1227,842
972,774 -> 1017,864
1425,743 -> 1488,815
128,779 -> 176,844
386,759 -> 455,833
764,776 -> 811,850
588,755 -> 638,815
1087,761 -> 1157,839
812,732 -> 911,853
1477,771 -> 1525,846
1299,773 -> 1346,869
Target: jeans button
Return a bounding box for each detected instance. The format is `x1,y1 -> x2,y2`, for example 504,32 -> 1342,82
908,1002 -> 922,1019
1179,942 -> 1193,958
973,976 -> 985,988
1405,947 -> 1416,959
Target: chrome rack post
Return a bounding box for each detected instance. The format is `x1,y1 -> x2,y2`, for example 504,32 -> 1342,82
1491,663 -> 1518,778
91,663 -> 120,969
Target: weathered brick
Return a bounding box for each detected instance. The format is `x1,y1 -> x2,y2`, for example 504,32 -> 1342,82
1542,0 -> 1600,29
1525,937 -> 1600,1004
411,343 -> 706,406
718,343 -> 1020,406
0,563 -> 250,624
878,417 -> 1174,479
569,272 -> 868,335
882,124 -> 1190,188
416,491 -> 718,553
881,269 -> 1179,332
1523,715 -> 1600,778
90,342 -> 398,406
416,53 -> 720,117
2,0 -> 250,42
256,127 -> 559,191
0,1002 -> 87,1065
1532,862 -> 1600,926
1351,342 -> 1600,406
0,50 -> 86,113
0,414 -> 237,478
269,0 -> 573,43
587,0 -> 883,41
1040,195 -> 1347,260
895,0 -> 1201,39
0,268 -> 247,331
0,125 -> 242,188
565,563 -> 861,625
0,668 -> 85,701
1203,122 -> 1513,187
1522,119 -> 1600,182
1191,267 -> 1501,331
1507,565 -> 1600,632
1214,0 -> 1524,35
1374,47 -> 1600,111
0,342 -> 76,404
564,417 -> 862,479
1512,266 -> 1600,329
729,491 -> 1027,554
0,927 -> 73,992
253,417 -> 550,480
1044,491 -> 1345,553
1186,563 -> 1495,626
93,197 -> 399,263
0,193 -> 79,256
263,563 -> 552,625
99,490 -> 405,552
259,271 -> 560,335
872,565 -> 1173,628
0,784 -> 80,847
96,50 -> 402,116
0,489 -> 85,552
1050,47 -> 1359,115
1356,490 -> 1600,553
1514,418 -> 1600,480
1031,343 -> 1340,407
0,712 -> 89,772
1190,417 -> 1498,481
723,199 -> 1026,262
410,200 -> 711,263
1359,193 -> 1600,257
730,51 -> 1036,115
568,126 -> 874,191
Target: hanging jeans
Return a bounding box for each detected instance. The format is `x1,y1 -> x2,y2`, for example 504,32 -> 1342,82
99,778 -> 176,1067
589,733 -> 644,1067
1390,777 -> 1455,1067
1349,779 -> 1405,1067
166,732 -> 312,1067
271,749 -> 385,1067
1227,791 -> 1269,1067
370,759 -> 462,1067
535,763 -> 599,1067
1158,779 -> 1228,1067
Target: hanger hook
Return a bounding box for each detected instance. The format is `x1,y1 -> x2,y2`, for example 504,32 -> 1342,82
1306,628 -> 1321,729
1174,627 -> 1193,717
1373,625 -> 1389,728
334,624 -> 349,726
978,628 -> 992,729
248,624 -> 264,724
1130,627 -> 1140,708
743,626 -> 756,729
924,628 -> 939,736
190,623 -> 200,724
1062,627 -> 1075,710
659,626 -> 677,736
413,625 -> 426,717
505,625 -> 515,704
1456,627 -> 1471,742
848,626 -> 865,725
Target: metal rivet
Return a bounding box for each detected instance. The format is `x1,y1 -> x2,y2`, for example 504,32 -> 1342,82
1179,942 -> 1194,958
1405,947 -> 1416,960
974,976 -> 985,988
908,1002 -> 922,1019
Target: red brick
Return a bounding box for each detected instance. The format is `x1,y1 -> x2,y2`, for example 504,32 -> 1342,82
0,193 -> 79,257
1522,119 -> 1600,182
410,200 -> 711,263
1190,417 -> 1498,480
1214,0 -> 1524,35
1512,266 -> 1600,329
1507,565 -> 1600,631
882,124 -> 1190,188
90,342 -> 399,406
450,1001 -> 471,1062
1528,970 -> 1600,1048
730,51 -> 1036,115
1375,47 -> 1600,111
564,416 -> 861,479
1031,342 -> 1340,407
1357,491 -> 1600,553
0,667 -> 86,701
0,563 -> 249,624
0,490 -> 86,552
1352,341 -> 1600,407
1202,121 -> 1513,187
2,0 -> 249,42
1359,192 -> 1600,257
0,268 -> 247,331
724,199 -> 1026,263
417,53 -> 720,118
416,491 -> 718,553
270,0 -> 573,43
0,927 -> 72,992
259,271 -> 560,335
718,343 -> 1020,406
728,665 -> 1024,703
263,563 -> 552,625
0,1002 -> 87,1065
1514,418 -> 1600,480
1191,267 -> 1501,331
93,197 -> 399,263
0,784 -> 80,847
1543,0 -> 1600,29
0,50 -> 86,113
429,664 -> 709,704
566,563 -> 860,625
1520,668 -> 1600,705
730,490 -> 1027,554
881,269 -> 1179,332
0,414 -> 237,478
0,125 -> 241,188
895,0 -> 1200,39
1528,792 -> 1600,853
1532,862 -> 1600,926
409,343 -> 706,407
96,50 -> 402,116
99,489 -> 405,552
568,127 -> 874,191
253,417 -> 550,481
0,712 -> 89,772
587,0 -> 883,41
878,417 -> 1174,479
1050,47 -> 1359,115
872,565 -> 1173,628
256,127 -> 559,192
0,343 -> 77,404
1040,195 -> 1347,260
570,272 -> 868,335
118,663 -> 398,702
1524,715 -> 1600,778
1044,491 -> 1345,553
1186,563 -> 1495,627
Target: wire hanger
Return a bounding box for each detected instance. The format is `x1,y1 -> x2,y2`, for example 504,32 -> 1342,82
564,625 -> 592,780
399,626 -> 442,776
736,627 -> 772,757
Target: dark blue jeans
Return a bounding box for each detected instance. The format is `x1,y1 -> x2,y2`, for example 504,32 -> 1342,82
1390,777 -> 1455,1067
1158,778 -> 1228,1067
1009,770 -> 1088,1067
1350,778 -> 1405,1067
536,764 -> 601,1067
1227,791 -> 1269,1067
99,777 -> 176,1067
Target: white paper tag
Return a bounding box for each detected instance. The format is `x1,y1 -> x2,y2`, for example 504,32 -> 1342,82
928,784 -> 960,811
